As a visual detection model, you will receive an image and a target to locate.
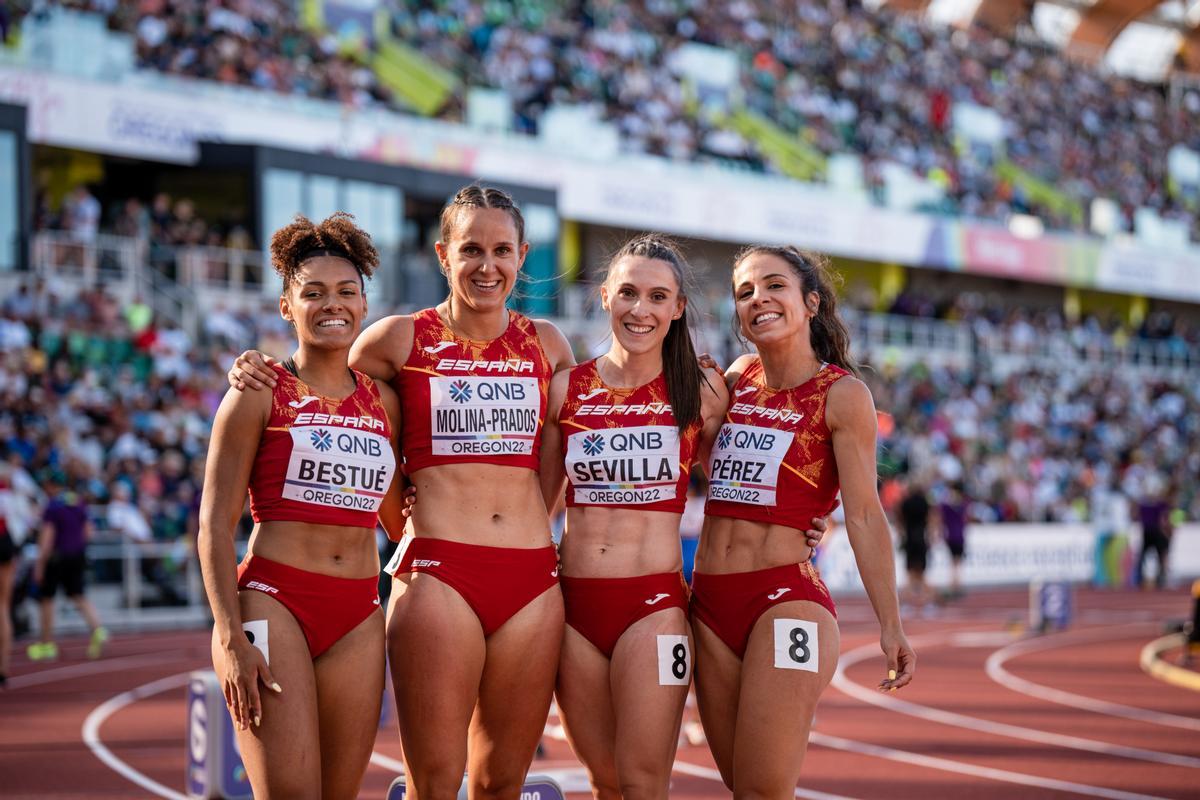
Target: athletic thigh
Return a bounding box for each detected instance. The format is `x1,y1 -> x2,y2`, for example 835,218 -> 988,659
211,591 -> 321,799
315,607 -> 386,800
731,601 -> 838,797
556,626 -> 618,794
387,573 -> 485,795
468,584 -> 564,799
610,608 -> 691,795
0,560 -> 14,612
691,618 -> 740,789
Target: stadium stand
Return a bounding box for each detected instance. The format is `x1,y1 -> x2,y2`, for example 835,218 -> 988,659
12,1 -> 1199,241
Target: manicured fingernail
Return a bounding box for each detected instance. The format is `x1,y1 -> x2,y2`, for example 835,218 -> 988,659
889,687 -> 897,692
254,715 -> 261,727
888,669 -> 897,680
271,682 -> 282,693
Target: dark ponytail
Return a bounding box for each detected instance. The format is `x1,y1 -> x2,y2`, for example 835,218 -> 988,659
605,235 -> 704,431
732,245 -> 858,376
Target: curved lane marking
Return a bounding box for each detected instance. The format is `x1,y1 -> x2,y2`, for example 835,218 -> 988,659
1140,634 -> 1200,693
82,671 -> 193,800
986,627 -> 1200,731
833,630 -> 1200,769
10,653 -> 184,690
810,732 -> 1169,800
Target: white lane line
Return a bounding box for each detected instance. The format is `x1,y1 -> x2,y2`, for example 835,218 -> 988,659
82,671 -> 193,800
670,760 -> 857,800
985,629 -> 1200,732
544,712 -> 859,799
833,632 -> 1200,769
370,751 -> 407,773
810,732 -> 1169,800
9,653 -> 185,689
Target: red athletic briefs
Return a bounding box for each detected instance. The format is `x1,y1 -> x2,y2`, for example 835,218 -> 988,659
237,555 -> 381,659
690,562 -> 836,659
385,535 -> 559,636
561,571 -> 689,658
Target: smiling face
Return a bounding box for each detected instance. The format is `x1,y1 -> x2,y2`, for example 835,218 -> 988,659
280,256 -> 366,350
435,207 -> 529,314
600,255 -> 685,357
732,252 -> 819,347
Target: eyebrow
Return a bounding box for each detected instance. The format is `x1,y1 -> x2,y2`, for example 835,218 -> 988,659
459,239 -> 515,248
618,282 -> 674,292
299,279 -> 360,288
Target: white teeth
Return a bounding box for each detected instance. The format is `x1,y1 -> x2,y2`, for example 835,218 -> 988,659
318,320 -> 347,328
625,323 -> 653,334
753,312 -> 781,325
473,280 -> 500,290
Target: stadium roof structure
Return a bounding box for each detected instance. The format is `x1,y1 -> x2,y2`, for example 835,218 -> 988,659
881,0 -> 1200,82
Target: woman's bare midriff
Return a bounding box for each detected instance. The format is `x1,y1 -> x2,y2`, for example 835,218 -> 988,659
559,506 -> 684,578
406,462 -> 553,547
248,520 -> 380,579
694,515 -> 814,575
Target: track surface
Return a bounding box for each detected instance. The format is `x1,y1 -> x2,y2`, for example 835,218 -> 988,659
2,587 -> 1198,799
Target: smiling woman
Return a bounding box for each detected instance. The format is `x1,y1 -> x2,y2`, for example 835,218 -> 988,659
199,212 -> 404,800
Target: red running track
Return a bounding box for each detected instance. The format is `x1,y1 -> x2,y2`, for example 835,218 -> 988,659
2,586 -> 1198,799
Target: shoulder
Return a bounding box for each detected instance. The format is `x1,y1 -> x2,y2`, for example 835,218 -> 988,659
212,381 -> 273,434
546,368 -> 573,418
362,313 -> 416,344
825,375 -> 875,432
351,314 -> 416,378
725,354 -> 758,388
531,317 -> 575,372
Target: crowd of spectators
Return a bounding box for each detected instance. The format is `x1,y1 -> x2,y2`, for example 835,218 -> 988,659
19,1 -> 1197,240
35,186 -> 253,252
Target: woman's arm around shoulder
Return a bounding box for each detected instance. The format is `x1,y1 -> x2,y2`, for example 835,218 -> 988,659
724,353 -> 757,392
538,368 -> 571,515
373,379 -> 409,541
533,318 -> 577,374
696,365 -> 730,468
826,375 -> 915,691
350,314 -> 415,384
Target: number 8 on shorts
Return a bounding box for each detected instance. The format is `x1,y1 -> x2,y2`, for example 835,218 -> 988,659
774,619 -> 818,672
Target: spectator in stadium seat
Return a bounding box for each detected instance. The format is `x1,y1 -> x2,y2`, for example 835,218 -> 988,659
200,212 -> 402,800
691,245 -> 914,796
29,476 -> 107,662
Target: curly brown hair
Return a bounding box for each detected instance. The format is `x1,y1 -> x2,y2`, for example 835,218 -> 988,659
269,212 -> 379,290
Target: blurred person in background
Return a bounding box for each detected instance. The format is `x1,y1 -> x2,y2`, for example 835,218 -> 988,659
935,480 -> 969,600
29,476 -> 107,661
899,477 -> 932,608
0,471 -> 16,686
1135,478 -> 1173,590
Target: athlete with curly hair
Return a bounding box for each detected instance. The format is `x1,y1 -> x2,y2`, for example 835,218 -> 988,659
200,212 -> 404,799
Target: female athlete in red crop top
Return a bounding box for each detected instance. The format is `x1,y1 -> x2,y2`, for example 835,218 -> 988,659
200,213 -> 402,800
229,187 -> 575,800
539,236 -> 725,800
691,246 -> 915,797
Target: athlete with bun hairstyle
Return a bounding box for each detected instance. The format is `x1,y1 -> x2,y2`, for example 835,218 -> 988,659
228,186 -> 575,800
200,212 -> 402,799
693,245 -> 915,797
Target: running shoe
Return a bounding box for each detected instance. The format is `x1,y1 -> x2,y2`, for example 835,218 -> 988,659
87,626 -> 109,659
27,641 -> 59,661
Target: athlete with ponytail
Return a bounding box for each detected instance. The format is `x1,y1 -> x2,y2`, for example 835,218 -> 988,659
201,213 -> 402,799
692,246 -> 915,797
228,186 -> 574,800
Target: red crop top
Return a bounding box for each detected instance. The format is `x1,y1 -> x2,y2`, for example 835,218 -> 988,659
393,307 -> 551,474
705,358 -> 848,530
249,365 -> 396,527
558,359 -> 700,514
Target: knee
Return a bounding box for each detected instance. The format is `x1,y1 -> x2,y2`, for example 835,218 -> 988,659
409,768 -> 466,800
618,767 -> 671,800
470,773 -> 524,800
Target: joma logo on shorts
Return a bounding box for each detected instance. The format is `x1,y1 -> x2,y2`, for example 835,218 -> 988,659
246,581 -> 279,594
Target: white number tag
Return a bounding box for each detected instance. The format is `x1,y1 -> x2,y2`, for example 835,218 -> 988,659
657,634 -> 691,685
243,619 -> 269,665
773,618 -> 818,672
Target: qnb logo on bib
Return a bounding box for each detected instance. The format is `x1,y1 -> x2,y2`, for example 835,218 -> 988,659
284,424 -> 396,512
566,425 -> 680,505
707,423 -> 793,506
429,376 -> 540,456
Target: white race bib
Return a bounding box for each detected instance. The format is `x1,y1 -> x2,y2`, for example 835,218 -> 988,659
565,425 -> 680,506
283,425 -> 396,513
706,422 -> 792,506
429,376 -> 540,456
